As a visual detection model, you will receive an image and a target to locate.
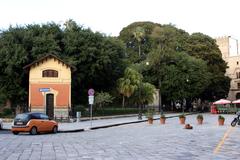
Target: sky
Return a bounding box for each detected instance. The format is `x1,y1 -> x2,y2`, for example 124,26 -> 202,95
1,0 -> 240,40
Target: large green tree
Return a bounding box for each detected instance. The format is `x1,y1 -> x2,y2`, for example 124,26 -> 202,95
62,21 -> 127,104
0,23 -> 62,108
148,50 -> 210,102
0,21 -> 127,109
119,22 -> 230,103
186,33 -> 230,100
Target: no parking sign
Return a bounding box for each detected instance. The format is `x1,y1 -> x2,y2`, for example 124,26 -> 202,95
88,89 -> 95,105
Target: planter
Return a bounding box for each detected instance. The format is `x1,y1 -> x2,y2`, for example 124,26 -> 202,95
148,118 -> 153,124
160,117 -> 166,124
197,118 -> 203,125
218,119 -> 225,126
179,117 -> 186,124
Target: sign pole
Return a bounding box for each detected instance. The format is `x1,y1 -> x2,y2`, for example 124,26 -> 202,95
88,88 -> 95,129
90,104 -> 93,127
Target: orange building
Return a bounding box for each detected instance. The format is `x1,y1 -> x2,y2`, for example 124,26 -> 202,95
24,54 -> 75,119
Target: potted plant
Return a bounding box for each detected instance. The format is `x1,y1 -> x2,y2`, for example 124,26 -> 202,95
218,115 -> 225,126
160,114 -> 166,124
196,114 -> 203,125
179,114 -> 186,124
145,108 -> 155,124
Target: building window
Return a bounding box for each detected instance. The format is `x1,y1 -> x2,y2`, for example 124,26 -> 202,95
238,83 -> 240,89
237,72 -> 240,79
42,70 -> 58,77
237,61 -> 239,65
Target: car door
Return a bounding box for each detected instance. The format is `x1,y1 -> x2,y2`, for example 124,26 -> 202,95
31,113 -> 43,132
39,113 -> 50,132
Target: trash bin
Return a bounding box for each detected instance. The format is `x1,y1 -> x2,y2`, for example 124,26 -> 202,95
76,112 -> 81,122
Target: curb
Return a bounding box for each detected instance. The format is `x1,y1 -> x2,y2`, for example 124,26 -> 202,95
74,114 -> 139,122
58,112 -> 200,133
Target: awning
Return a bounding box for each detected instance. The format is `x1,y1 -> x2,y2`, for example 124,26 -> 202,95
232,99 -> 240,104
213,99 -> 231,105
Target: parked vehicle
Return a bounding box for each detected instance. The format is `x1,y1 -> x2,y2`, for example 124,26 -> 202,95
0,118 -> 3,130
11,112 -> 58,135
231,111 -> 240,127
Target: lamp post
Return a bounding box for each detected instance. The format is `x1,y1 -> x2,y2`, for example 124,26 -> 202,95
138,80 -> 143,120
138,61 -> 149,120
159,79 -> 163,115
182,78 -> 189,114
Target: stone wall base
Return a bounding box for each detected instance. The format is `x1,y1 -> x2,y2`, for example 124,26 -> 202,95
31,107 -> 69,118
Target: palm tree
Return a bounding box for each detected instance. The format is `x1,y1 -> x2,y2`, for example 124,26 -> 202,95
131,82 -> 156,107
140,82 -> 155,105
133,26 -> 145,58
117,68 -> 142,108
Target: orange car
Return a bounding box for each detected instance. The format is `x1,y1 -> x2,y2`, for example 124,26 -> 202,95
12,112 -> 58,135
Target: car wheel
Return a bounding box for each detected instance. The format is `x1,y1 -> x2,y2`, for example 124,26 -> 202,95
30,127 -> 38,135
12,131 -> 19,135
0,124 -> 2,130
52,126 -> 58,134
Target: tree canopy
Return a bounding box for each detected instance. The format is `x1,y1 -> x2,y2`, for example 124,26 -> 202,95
119,21 -> 230,102
0,20 -> 231,111
0,21 -> 127,108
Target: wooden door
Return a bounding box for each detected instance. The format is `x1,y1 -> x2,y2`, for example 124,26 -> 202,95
46,94 -> 54,119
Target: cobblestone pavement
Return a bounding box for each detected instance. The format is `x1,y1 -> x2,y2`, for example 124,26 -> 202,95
0,113 -> 239,160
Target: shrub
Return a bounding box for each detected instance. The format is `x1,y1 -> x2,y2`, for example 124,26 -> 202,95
160,114 -> 166,119
85,107 -> 142,117
145,107 -> 155,119
197,114 -> 203,120
73,105 -> 87,117
3,108 -> 12,116
218,115 -> 225,120
179,114 -> 185,119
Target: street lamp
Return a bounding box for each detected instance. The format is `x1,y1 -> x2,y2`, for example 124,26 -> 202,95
159,80 -> 162,115
182,78 -> 189,114
138,61 -> 149,120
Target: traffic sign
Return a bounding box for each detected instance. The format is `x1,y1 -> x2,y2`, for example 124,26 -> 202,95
88,88 -> 95,96
88,96 -> 94,105
39,88 -> 50,92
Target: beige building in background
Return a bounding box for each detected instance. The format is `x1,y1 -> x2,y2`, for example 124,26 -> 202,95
216,36 -> 240,100
23,54 -> 75,119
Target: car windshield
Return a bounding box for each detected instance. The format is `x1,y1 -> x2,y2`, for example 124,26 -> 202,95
15,114 -> 30,121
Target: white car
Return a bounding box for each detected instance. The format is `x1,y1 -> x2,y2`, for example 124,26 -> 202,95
0,118 -> 3,129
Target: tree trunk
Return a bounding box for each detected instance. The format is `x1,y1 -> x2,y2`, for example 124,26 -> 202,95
5,99 -> 11,108
122,96 -> 125,108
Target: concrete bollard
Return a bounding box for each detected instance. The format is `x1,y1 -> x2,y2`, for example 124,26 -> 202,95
76,112 -> 81,122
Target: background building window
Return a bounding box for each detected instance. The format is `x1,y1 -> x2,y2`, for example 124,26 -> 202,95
42,70 -> 58,77
237,72 -> 240,79
238,83 -> 240,89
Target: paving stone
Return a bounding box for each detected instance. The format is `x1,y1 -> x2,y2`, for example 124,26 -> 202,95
0,114 -> 240,159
